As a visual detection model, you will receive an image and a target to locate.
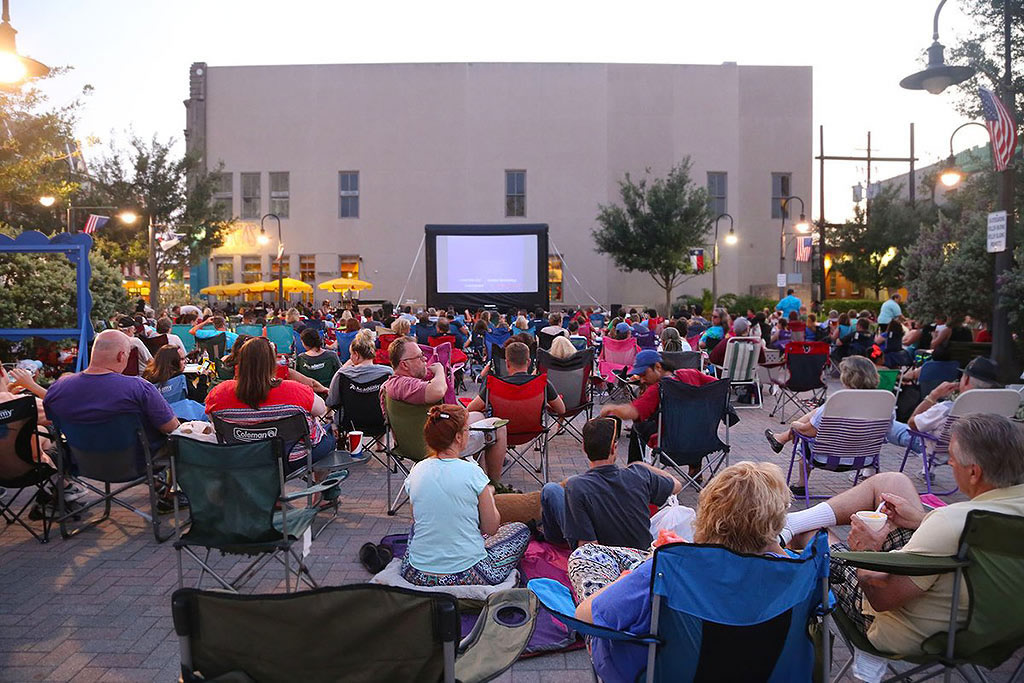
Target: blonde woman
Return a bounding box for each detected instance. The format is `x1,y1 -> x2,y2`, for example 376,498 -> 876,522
390,316 -> 413,339
569,461 -> 792,683
548,335 -> 578,360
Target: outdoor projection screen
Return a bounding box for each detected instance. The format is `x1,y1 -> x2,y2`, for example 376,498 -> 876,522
425,224 -> 549,310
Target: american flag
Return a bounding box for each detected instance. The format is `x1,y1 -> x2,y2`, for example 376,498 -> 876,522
980,88 -> 1018,172
82,214 -> 109,234
795,236 -> 813,262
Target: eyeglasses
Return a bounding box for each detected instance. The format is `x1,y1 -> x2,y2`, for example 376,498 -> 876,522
400,353 -> 425,363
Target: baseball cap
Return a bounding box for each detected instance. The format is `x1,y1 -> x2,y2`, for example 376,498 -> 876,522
628,349 -> 662,375
733,317 -> 750,334
615,322 -> 631,334
962,357 -> 1001,386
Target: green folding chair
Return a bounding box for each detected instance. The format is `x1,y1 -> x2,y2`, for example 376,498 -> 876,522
169,436 -> 346,593
265,324 -> 294,354
877,368 -> 900,394
172,584 -> 538,683
832,509 -> 1024,682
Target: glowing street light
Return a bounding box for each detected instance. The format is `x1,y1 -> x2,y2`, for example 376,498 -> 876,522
0,0 -> 49,86
117,210 -> 139,225
37,195 -> 55,207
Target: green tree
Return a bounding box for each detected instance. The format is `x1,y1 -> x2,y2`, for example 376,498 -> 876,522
593,158 -> 713,315
0,225 -> 127,332
827,185 -> 935,297
0,70 -> 89,233
84,135 -> 233,310
947,0 -> 1023,119
903,212 -> 994,323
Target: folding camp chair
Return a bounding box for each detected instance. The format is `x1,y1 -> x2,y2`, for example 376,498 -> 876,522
589,312 -> 607,331
537,329 -> 563,351
332,371 -> 390,468
788,389 -> 896,507
122,346 -> 140,376
264,324 -> 294,354
485,374 -> 551,485
917,360 -> 961,399
596,336 -> 639,403
375,332 -> 398,365
333,330 -> 359,363
0,396 -> 57,543
768,341 -> 829,423
529,531 -> 832,683
877,368 -> 901,394
234,324 -> 263,338
172,584 -> 538,683
141,333 -> 169,356
51,413 -> 172,542
169,436 -> 345,593
649,377 -> 732,492
211,407 -> 317,482
489,342 -> 510,378
156,374 -> 189,403
711,337 -> 764,408
195,332 -> 227,360
172,324 -> 195,352
634,330 -> 657,350
414,321 -> 437,345
484,329 -> 511,361
832,510 -> 1024,683
537,347 -> 594,443
898,389 -> 1021,495
381,396 -> 492,515
660,350 -> 703,372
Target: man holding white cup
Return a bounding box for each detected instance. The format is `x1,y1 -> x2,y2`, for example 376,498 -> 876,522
782,414 -> 1024,656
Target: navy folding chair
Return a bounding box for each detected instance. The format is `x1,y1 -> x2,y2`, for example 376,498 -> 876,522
660,350 -> 703,372
769,342 -> 829,424
157,374 -> 189,403
634,330 -> 657,350
52,413 -> 173,542
917,360 -> 961,399
0,396 -> 57,543
651,377 -> 732,492
528,531 -> 831,682
331,372 -> 390,468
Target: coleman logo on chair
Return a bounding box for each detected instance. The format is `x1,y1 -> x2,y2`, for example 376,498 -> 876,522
233,427 -> 278,441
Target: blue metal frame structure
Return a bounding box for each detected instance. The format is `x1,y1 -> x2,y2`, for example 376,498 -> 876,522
0,231 -> 95,371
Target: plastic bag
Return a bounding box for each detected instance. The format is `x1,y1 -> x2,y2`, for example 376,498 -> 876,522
649,495 -> 696,542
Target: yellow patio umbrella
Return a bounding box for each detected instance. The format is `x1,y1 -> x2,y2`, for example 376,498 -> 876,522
318,277 -> 374,293
199,284 -> 228,296
253,277 -> 314,294
220,282 -> 254,296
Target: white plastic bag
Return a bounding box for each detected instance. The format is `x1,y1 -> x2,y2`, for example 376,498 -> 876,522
649,495 -> 696,542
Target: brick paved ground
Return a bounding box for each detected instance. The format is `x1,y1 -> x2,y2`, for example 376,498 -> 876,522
1,379 -> 1020,682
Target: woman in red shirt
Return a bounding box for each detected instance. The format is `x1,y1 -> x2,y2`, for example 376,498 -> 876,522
206,336 -> 334,474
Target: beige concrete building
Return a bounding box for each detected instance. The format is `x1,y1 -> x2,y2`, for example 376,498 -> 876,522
184,61 -> 812,309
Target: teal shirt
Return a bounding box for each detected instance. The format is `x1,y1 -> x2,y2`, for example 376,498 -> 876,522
405,458 -> 490,573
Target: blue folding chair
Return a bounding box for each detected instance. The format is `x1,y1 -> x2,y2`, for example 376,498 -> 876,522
528,531 -> 831,683
917,360 -> 961,399
484,329 -> 511,361
52,414 -> 173,542
650,377 -> 733,492
334,330 -> 359,363
157,375 -> 189,403
234,324 -> 263,338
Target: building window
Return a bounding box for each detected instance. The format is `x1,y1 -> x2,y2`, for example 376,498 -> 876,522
339,171 -> 359,218
339,255 -> 360,279
771,172 -> 792,219
241,256 -> 262,283
241,172 -> 261,219
270,255 -> 289,279
707,172 -> 727,216
269,172 -> 289,218
828,270 -> 837,296
548,255 -> 563,303
213,257 -> 233,285
505,170 -> 526,217
212,172 -> 232,220
299,255 -> 316,282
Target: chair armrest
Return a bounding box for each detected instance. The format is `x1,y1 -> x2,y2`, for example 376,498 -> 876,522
760,361 -> 786,369
907,429 -> 938,442
470,418 -> 509,432
279,470 -> 348,501
456,589 -> 538,682
833,550 -> 967,576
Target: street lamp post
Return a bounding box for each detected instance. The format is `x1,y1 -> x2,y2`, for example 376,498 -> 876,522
901,0 -> 1016,381
712,213 -> 737,307
259,213 -> 283,308
778,196 -> 810,299
937,122 -> 990,188
0,0 -> 49,86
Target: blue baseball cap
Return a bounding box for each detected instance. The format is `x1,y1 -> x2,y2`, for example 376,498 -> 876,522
615,322 -> 631,334
629,349 -> 662,375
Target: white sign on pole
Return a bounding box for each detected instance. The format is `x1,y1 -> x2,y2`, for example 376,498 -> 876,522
987,211 -> 1007,253
776,273 -> 787,287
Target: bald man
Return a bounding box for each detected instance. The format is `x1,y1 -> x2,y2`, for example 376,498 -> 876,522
44,330 -> 179,452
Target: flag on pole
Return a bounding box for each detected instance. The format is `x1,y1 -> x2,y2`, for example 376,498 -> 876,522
979,88 -> 1018,172
795,236 -> 813,262
689,248 -> 705,272
83,214 -> 109,234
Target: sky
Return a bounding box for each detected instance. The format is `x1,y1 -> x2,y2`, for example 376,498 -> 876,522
12,0 -> 997,223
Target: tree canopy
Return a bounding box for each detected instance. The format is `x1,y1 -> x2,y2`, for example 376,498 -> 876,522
593,158 -> 713,315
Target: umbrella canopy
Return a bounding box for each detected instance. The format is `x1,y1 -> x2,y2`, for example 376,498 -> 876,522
199,284 -> 228,295
318,277 -> 374,293
221,282 -> 254,296
252,277 -> 314,294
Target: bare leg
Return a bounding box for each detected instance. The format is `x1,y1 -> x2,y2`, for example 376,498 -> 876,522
824,472 -> 923,527
469,411 -> 507,482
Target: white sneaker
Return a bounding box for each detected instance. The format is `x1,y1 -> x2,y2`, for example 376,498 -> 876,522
848,468 -> 874,483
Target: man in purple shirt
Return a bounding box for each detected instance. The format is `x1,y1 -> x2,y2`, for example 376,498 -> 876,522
381,337 -> 507,484
44,330 -> 179,452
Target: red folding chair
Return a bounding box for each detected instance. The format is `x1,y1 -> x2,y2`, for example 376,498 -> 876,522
485,374 -> 551,485
428,335 -> 467,365
375,333 -> 398,365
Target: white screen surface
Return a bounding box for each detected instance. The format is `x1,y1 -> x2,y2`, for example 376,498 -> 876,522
435,234 -> 538,293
